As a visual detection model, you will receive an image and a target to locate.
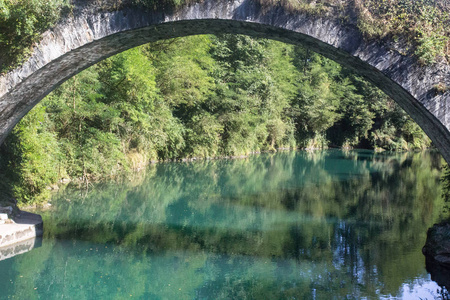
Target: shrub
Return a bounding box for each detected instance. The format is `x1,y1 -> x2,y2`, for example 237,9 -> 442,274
0,0 -> 71,73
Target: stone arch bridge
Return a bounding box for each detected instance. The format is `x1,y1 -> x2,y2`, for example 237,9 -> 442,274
1,0 -> 449,161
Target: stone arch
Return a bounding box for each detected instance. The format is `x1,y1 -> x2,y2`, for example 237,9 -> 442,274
1,0 -> 449,161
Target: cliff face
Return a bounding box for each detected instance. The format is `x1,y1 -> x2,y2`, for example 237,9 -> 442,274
0,0 -> 449,161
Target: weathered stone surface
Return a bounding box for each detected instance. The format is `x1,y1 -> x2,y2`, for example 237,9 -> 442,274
423,221 -> 450,267
0,210 -> 43,248
425,255 -> 450,294
0,236 -> 42,262
0,0 -> 450,161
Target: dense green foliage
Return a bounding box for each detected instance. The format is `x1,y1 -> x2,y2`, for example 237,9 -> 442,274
0,0 -> 71,73
0,34 -> 431,204
441,165 -> 450,214
356,0 -> 450,64
260,0 -> 450,64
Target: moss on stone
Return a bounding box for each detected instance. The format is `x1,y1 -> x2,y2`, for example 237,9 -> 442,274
257,0 -> 450,64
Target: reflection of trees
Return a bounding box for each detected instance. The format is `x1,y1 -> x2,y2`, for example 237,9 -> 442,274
2,151 -> 447,298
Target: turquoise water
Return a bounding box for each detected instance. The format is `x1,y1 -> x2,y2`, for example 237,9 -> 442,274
0,150 -> 448,299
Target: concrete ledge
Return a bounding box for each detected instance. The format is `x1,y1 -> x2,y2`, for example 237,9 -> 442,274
0,211 -> 43,248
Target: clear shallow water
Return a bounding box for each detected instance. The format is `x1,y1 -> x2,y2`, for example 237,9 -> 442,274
1,150 -> 449,299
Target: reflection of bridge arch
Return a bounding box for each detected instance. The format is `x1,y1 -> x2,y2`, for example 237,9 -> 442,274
1,0 -> 449,160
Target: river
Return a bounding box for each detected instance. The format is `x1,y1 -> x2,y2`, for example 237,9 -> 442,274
0,150 -> 448,299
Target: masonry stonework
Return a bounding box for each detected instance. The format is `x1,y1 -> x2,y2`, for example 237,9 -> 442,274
0,0 -> 449,161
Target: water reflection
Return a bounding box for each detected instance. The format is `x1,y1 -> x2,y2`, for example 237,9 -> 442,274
0,237 -> 42,262
0,150 -> 448,299
426,257 -> 450,299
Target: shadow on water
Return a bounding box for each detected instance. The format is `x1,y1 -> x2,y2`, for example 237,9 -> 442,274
425,161 -> 450,299
426,257 -> 450,299
423,219 -> 450,299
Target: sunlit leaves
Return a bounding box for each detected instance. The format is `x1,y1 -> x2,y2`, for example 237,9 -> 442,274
0,34 -> 432,204
0,0 -> 71,73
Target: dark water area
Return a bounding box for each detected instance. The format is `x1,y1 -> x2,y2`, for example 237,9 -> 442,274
1,150 -> 449,299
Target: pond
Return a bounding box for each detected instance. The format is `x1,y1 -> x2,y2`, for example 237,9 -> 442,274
0,150 -> 448,299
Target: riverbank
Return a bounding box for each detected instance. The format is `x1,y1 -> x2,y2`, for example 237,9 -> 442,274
12,147 -> 441,210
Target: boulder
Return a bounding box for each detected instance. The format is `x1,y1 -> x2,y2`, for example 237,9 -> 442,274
423,221 -> 450,267
423,221 -> 450,295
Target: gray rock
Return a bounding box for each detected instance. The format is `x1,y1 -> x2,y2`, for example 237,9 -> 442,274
423,221 -> 450,267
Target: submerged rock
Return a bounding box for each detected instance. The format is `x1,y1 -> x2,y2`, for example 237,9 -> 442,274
423,221 -> 450,267
423,221 -> 450,296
